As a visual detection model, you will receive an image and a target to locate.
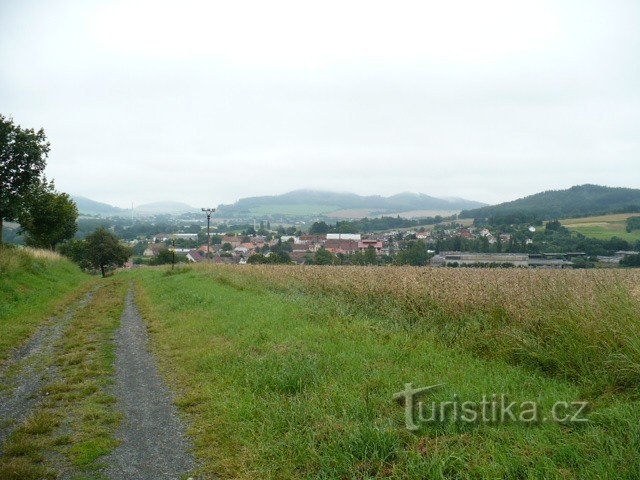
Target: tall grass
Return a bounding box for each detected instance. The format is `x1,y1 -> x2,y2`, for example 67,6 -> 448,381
130,266 -> 640,478
0,245 -> 61,275
195,265 -> 640,395
0,245 -> 91,361
22,247 -> 62,261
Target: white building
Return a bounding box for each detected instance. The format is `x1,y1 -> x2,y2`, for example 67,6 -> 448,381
326,233 -> 361,241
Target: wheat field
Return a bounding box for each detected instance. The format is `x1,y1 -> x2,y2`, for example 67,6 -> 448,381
196,264 -> 640,394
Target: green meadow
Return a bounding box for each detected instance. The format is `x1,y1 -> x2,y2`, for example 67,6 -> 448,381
2,247 -> 640,479
561,213 -> 640,242
248,204 -> 340,216
126,265 -> 640,479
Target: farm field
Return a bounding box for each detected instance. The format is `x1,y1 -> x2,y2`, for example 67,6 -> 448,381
325,208 -> 379,219
382,209 -> 459,219
248,204 -> 341,216
126,264 -> 640,479
560,213 -> 640,242
3,249 -> 640,479
327,209 -> 460,220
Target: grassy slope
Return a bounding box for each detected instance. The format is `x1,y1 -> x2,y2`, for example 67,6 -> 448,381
0,247 -> 93,362
131,266 -> 640,479
560,213 -> 640,242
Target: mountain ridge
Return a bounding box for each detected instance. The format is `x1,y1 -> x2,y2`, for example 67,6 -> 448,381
216,189 -> 486,217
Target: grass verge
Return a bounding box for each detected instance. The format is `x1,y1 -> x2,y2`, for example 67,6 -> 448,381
0,279 -> 126,479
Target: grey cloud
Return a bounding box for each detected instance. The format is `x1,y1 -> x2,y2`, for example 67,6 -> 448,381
1,0 -> 639,208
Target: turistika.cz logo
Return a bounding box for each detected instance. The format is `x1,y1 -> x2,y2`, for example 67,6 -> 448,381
393,383 -> 589,431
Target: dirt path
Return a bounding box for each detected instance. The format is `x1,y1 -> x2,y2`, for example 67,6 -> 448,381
0,290 -> 95,451
104,287 -> 196,480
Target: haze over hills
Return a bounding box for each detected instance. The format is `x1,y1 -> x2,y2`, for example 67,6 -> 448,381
73,185 -> 640,221
134,201 -> 198,215
459,184 -> 640,221
215,190 -> 486,218
73,190 -> 485,218
72,196 -> 197,216
72,196 -> 124,216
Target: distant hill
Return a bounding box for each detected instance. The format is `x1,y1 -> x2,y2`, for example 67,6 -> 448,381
216,190 -> 486,218
459,184 -> 640,221
72,196 -> 123,215
73,197 -> 197,216
135,201 -> 198,215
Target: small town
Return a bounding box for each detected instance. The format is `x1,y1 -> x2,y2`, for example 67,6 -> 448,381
132,220 -> 639,268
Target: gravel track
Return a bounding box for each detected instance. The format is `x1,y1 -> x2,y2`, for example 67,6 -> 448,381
104,287 -> 196,480
0,289 -> 95,452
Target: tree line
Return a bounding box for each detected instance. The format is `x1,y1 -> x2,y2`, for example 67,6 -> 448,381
1,115 -> 130,276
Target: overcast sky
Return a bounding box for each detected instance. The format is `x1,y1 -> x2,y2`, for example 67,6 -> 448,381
1,0 -> 639,208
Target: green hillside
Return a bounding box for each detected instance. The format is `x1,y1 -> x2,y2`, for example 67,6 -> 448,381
561,213 -> 640,242
460,184 -> 640,221
248,203 -> 341,215
72,196 -> 124,216
217,190 -> 486,218
0,247 -> 91,361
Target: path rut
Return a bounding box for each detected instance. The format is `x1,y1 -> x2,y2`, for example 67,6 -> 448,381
0,289 -> 95,451
104,287 -> 196,480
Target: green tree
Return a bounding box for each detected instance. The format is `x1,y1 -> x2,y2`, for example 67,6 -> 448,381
247,253 -> 267,264
133,242 -> 148,256
84,227 -> 132,277
151,248 -> 174,265
626,216 -> 640,233
350,251 -> 366,265
545,219 -> 563,232
269,252 -> 291,264
309,221 -> 330,234
0,115 -> 50,243
363,245 -> 378,265
247,252 -> 291,264
351,248 -> 377,265
314,247 -> 336,265
58,239 -> 91,270
18,179 -> 78,249
396,240 -> 430,266
620,254 -> 640,268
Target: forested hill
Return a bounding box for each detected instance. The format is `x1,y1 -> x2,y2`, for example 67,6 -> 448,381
459,185 -> 640,222
216,190 -> 485,216
72,196 -> 123,215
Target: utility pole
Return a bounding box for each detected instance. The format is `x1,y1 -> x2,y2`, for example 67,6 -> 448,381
171,237 -> 176,270
201,208 -> 216,262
